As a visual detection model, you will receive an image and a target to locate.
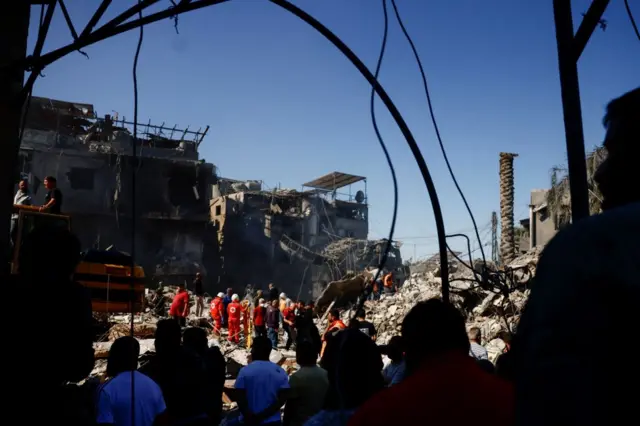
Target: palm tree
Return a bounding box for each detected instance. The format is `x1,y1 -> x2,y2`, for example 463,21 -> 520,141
546,147 -> 606,225
499,152 -> 518,265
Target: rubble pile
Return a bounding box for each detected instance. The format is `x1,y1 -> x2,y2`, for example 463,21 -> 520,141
356,247 -> 543,361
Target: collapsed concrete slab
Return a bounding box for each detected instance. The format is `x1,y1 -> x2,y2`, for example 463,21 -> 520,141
350,247 -> 542,362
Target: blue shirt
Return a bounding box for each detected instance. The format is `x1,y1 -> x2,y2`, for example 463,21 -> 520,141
235,360 -> 290,424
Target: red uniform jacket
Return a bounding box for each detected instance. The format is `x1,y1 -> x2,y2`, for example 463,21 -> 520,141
227,302 -> 242,321
210,296 -> 222,319
169,290 -> 189,317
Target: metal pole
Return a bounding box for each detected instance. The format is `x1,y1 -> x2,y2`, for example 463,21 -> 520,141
552,0 -> 592,221
0,2 -> 30,274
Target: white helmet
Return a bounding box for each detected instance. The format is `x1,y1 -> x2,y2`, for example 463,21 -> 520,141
232,294 -> 239,301
217,292 -> 224,298
280,292 -> 287,299
259,298 -> 265,304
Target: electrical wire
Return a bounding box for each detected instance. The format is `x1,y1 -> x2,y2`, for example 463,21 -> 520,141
350,0 -> 399,318
624,0 -> 640,41
129,2 -> 144,425
269,0 -> 451,302
389,0 -> 487,267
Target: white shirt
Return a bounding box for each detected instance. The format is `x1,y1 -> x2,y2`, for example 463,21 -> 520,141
96,371 -> 166,426
235,360 -> 290,424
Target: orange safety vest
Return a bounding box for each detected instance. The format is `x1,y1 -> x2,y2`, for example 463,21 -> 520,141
383,273 -> 394,288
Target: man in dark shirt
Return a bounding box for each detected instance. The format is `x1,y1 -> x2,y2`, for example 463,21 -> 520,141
351,309 -> 377,341
268,283 -> 279,302
266,299 -> 280,349
193,273 -> 204,317
40,175 -> 63,214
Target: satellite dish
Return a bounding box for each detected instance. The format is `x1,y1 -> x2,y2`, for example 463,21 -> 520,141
355,190 -> 365,203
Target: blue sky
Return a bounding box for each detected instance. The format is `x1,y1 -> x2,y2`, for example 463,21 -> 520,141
27,0 -> 639,261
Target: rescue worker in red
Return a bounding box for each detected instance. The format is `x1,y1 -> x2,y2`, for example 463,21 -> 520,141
320,309 -> 346,357
383,271 -> 396,295
227,294 -> 242,344
169,282 -> 189,327
253,298 -> 267,337
210,292 -> 224,335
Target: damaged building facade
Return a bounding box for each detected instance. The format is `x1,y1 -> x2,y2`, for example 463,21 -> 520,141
210,172 -> 388,298
18,96 -> 218,288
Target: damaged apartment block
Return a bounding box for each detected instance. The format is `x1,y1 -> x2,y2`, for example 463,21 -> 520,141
210,172 -> 400,298
18,96 -> 218,289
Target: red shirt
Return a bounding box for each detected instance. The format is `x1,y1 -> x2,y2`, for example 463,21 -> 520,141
227,302 -> 242,320
348,352 -> 514,426
254,305 -> 266,326
283,307 -> 296,324
169,290 -> 189,317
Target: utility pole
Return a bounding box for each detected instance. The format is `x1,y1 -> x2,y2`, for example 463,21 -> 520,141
0,3 -> 30,274
491,211 -> 498,264
499,153 -> 518,265
553,0 -> 610,221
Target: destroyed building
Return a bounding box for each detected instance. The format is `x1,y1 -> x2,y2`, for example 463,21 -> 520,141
18,96 -> 218,288
209,172 -> 376,298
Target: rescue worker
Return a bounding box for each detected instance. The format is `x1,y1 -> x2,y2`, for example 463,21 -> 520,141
241,299 -> 251,343
210,292 -> 224,335
279,293 -> 288,313
282,300 -> 297,351
222,288 -> 233,328
320,309 -> 346,357
383,271 -> 396,295
227,294 -> 242,344
253,298 -> 267,337
169,283 -> 189,327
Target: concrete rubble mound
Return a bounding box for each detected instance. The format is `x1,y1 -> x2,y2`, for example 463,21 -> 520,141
351,247 -> 543,361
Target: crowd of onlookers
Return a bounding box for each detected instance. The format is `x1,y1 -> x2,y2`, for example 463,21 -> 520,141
9,87 -> 639,426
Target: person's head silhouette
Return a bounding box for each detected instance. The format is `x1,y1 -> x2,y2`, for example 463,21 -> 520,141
401,298 -> 469,375
594,87 -> 640,210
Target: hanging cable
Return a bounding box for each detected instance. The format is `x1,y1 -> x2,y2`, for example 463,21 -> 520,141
269,0 -> 450,301
624,0 -> 640,41
351,0 -> 398,318
129,2 -> 145,425
389,0 -> 487,267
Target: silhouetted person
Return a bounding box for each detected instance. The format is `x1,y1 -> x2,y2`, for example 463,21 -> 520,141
295,303 -> 321,357
350,309 -> 377,341
268,282 -> 279,301
97,336 -> 167,426
283,340 -> 329,426
380,336 -> 406,386
183,327 -> 226,425
512,87 -> 640,426
142,319 -> 209,425
495,331 -> 513,382
14,226 -> 94,424
40,175 -> 63,214
305,328 -> 383,426
349,299 -> 513,426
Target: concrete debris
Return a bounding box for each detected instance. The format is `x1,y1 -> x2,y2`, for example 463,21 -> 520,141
107,322 -> 157,341
351,247 -> 543,362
